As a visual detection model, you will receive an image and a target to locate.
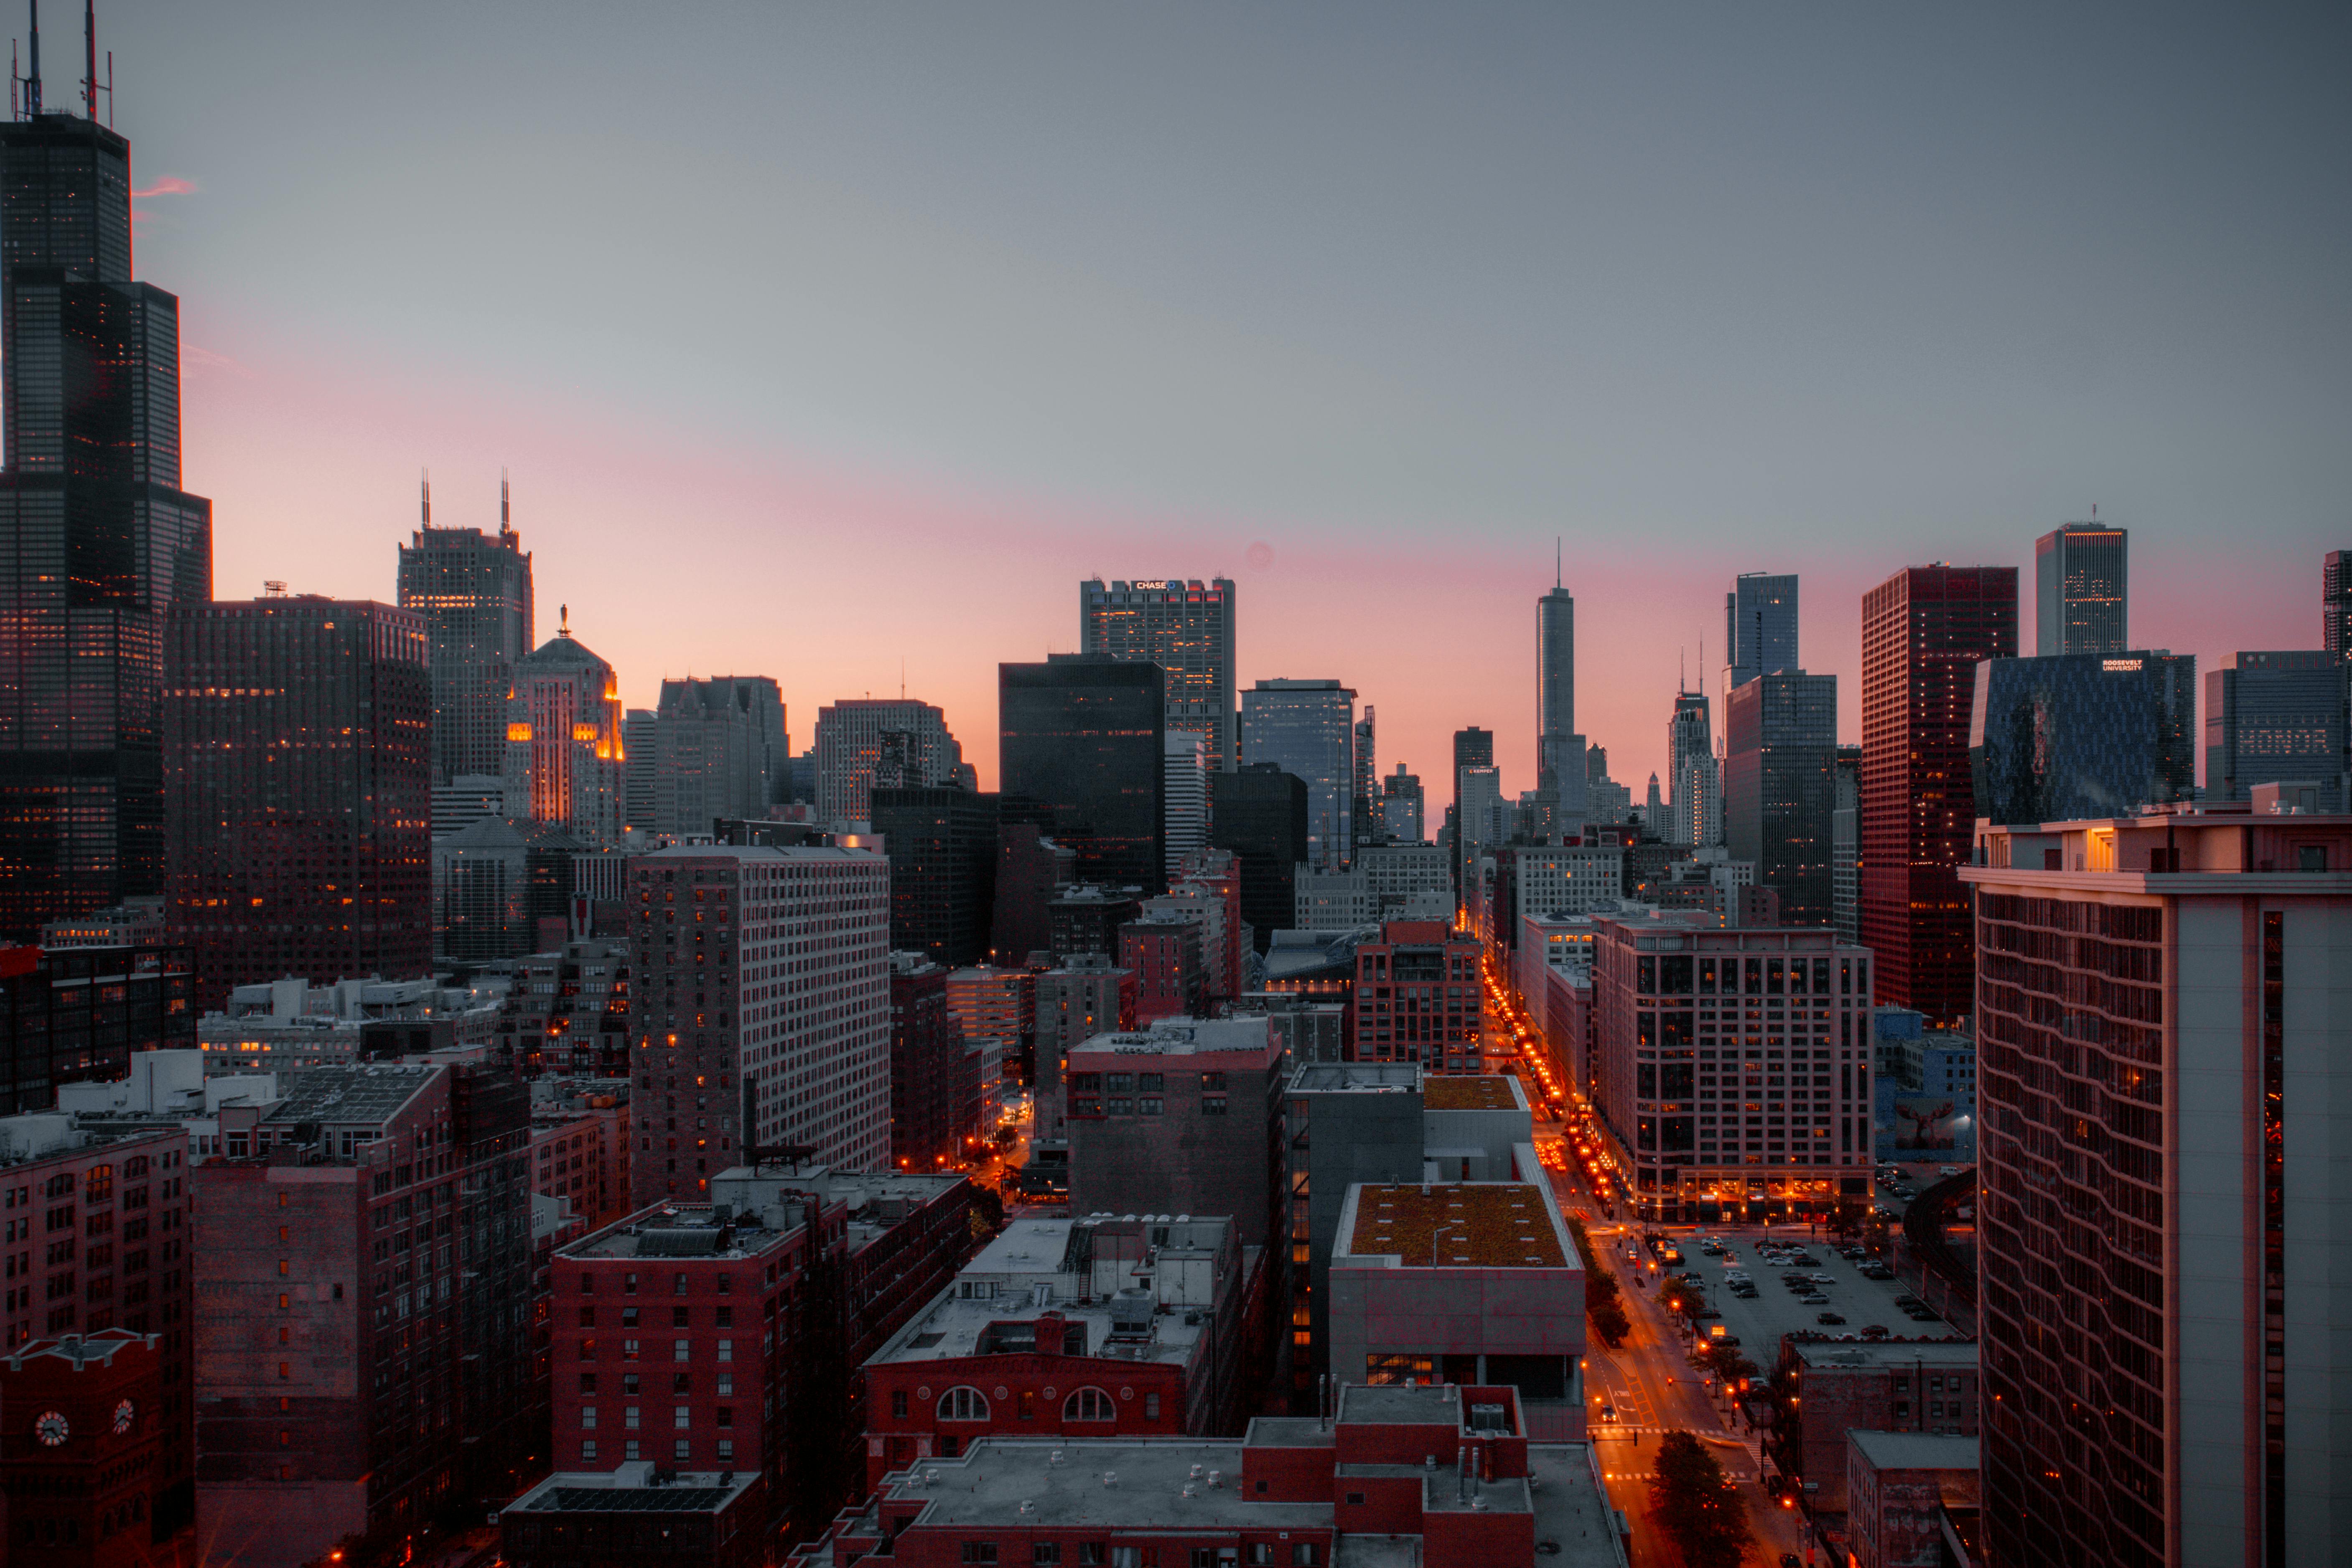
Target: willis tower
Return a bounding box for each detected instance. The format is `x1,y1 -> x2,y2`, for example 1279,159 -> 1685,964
0,6 -> 211,937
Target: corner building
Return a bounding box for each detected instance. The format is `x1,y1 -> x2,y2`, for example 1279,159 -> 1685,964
627,845 -> 891,1206
1962,809 -> 2352,1567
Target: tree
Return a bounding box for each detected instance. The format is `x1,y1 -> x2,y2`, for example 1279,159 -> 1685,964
1567,1215 -> 1630,1347
1590,1296 -> 1631,1348
1830,1194 -> 1868,1239
1702,1342 -> 1758,1388
1649,1428 -> 1751,1568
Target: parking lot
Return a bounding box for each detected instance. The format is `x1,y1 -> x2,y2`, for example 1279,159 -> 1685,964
1647,1231 -> 1959,1356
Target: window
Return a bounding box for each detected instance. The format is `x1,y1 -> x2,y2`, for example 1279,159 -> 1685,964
675,1339 -> 691,1362
580,1440 -> 596,1461
1035,1547 -> 1063,1566
1145,1392 -> 1161,1420
1201,1097 -> 1227,1115
623,1339 -> 640,1361
716,1438 -> 733,1461
891,1389 -> 908,1419
962,1546 -> 1000,1565
580,1374 -> 597,1395
939,1386 -> 990,1420
717,1339 -> 733,1362
1079,1548 -> 1108,1568
1293,1546 -> 1319,1566
674,1439 -> 691,1461
1064,1386 -> 1115,1421
581,1406 -> 598,1430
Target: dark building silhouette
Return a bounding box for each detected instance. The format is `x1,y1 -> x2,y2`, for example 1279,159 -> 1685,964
1724,669 -> 1838,925
2327,550 -> 2352,659
1970,651 -> 2197,826
0,91 -> 213,939
0,940 -> 193,1113
888,952 -> 982,1171
871,785 -> 998,966
163,597 -> 433,1009
1046,886 -> 1141,964
397,478 -> 534,784
1210,764 -> 1308,954
999,655 -> 1164,893
1449,727 -> 1493,899
989,818 -> 1072,965
431,815 -> 595,965
1861,564 -> 2016,1021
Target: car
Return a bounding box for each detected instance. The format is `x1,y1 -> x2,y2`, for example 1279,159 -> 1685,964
1695,1308 -> 1722,1320
1816,1311 -> 1846,1325
1783,1553 -> 1805,1568
1809,1273 -> 1837,1285
1598,1405 -> 1616,1422
1789,1255 -> 1820,1267
1800,1295 -> 1830,1306
1861,1324 -> 1891,1339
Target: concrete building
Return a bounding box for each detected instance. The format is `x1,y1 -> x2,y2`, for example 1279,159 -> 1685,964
1666,687 -> 1717,848
191,1062 -> 533,1568
504,616 -> 628,847
628,843 -> 892,1202
943,965 -> 1035,1105
1510,844 -> 1628,922
529,1077 -> 634,1229
1163,731 -> 1209,878
2034,520 -> 2128,656
646,675 -> 789,835
1048,886 -> 1143,965
989,821 -> 1074,966
1329,1176 -> 1585,1438
431,815 -> 600,965
799,1381 -> 1630,1568
495,937 -> 633,1079
1349,919 -> 1483,1070
1380,761 -> 1425,842
1140,865 -> 1244,1002
1032,955 -> 1136,1141
397,490 -> 533,786
1120,914 -> 1206,1023
1959,807 -> 2352,1566
888,953 -> 982,1173
1455,764 -> 1506,901
502,1463 -> 765,1568
860,1213 -> 1267,1488
2203,649 -> 2347,810
1064,1017 -> 1285,1250
1969,651 -> 2197,825
0,943 -> 195,1115
1845,1431 -> 1982,1568
1080,576 -> 1238,772
1240,679 -> 1358,873
812,698 -> 966,826
0,1330 -> 190,1565
1588,917 -> 1876,1225
1212,765 -> 1310,953
2327,548 -> 2352,659
39,898 -> 165,951
870,784 -> 999,968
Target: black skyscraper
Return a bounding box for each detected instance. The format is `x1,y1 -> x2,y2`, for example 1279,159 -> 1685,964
1450,726 -> 1493,897
998,655 -> 1165,892
0,41 -> 212,938
871,784 -> 999,966
1211,763 -> 1308,954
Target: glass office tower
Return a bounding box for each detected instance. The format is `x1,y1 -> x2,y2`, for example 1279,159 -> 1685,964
1723,669 -> 1838,925
999,654 -> 1166,892
2204,650 -> 2347,811
1080,578 -> 1236,772
1969,651 -> 2197,825
1240,678 -> 1357,872
1724,571 -> 1799,690
0,98 -> 213,937
2034,522 -> 2128,656
397,479 -> 534,784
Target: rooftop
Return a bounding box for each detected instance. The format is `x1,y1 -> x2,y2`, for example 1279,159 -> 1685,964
3,1329 -> 155,1372
1335,1382 -> 1464,1426
565,1201 -> 812,1262
508,1461 -> 759,1516
263,1064 -> 436,1127
1344,1184 -> 1568,1269
1422,1076 -> 1519,1112
1290,1063 -> 1419,1096
1847,1430 -> 1980,1473
880,1439 -> 1323,1531
1793,1339 -> 1978,1371
1069,1017 -> 1275,1060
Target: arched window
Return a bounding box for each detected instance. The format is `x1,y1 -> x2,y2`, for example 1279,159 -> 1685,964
937,1386 -> 990,1421
1063,1386 -> 1116,1422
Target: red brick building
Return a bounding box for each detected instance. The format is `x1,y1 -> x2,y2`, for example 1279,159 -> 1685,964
799,1381 -> 1624,1568
1348,919 -> 1483,1070
1119,913 -> 1205,1022
0,1330 -> 174,1568
499,938 -> 633,1079
1858,565 -> 2016,1022
1767,1336 -> 1980,1514
860,1213 -> 1267,1491
0,1117 -> 194,1541
887,955 -> 981,1172
531,1078 -> 633,1228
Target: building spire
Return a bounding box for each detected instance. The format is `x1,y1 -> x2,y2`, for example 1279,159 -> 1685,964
1555,535 -> 1562,590
500,466 -> 511,533
420,468 -> 431,527
26,0 -> 41,117
80,0 -> 91,119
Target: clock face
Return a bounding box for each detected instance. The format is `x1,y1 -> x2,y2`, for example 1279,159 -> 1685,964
112,1399 -> 135,1436
33,1410 -> 68,1447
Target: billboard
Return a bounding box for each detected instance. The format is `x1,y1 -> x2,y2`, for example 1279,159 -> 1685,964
1891,1096 -> 1958,1156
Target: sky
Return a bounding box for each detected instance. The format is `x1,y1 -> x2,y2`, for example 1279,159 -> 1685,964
79,1 -> 2352,794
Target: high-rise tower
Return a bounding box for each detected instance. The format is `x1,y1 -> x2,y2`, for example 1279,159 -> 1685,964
1080,577 -> 1236,771
1724,572 -> 1798,691
1537,564 -> 1582,804
2034,519 -> 2128,655
0,21 -> 213,937
2323,550 -> 2352,658
397,472 -> 534,783
1240,678 -> 1356,872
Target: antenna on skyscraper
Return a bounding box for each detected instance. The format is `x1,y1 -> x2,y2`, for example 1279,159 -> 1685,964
1555,535 -> 1562,590
25,0 -> 42,117
500,467 -> 511,532
420,468 -> 431,526
80,0 -> 93,120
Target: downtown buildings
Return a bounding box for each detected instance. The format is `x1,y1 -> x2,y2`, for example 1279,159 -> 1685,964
2034,519 -> 2128,655
162,596 -> 434,1008
1239,678 -> 1358,872
1860,563 -> 2017,1022
637,676 -> 790,836
1723,668 -> 1838,926
1080,576 -> 1237,772
1960,807 -> 2352,1566
504,616 -> 628,846
397,477 -> 534,784
1968,649 -> 2197,825
2203,649 -> 2346,811
1536,573 -> 1584,813
999,656 -> 1166,892
0,92 -> 213,940
813,699 -> 967,825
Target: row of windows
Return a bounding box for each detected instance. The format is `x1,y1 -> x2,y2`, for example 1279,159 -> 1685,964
932,1385 -> 1119,1422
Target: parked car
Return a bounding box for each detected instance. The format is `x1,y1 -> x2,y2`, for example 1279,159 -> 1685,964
1816,1311 -> 1846,1325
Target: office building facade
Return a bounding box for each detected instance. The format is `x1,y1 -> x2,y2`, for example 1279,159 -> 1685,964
812,698 -> 964,825
1969,651 -> 2197,826
1860,564 -> 2016,1021
1723,669 -> 1838,926
1210,764 -> 1308,953
870,785 -> 998,967
999,656 -> 1166,892
163,597 -> 433,1008
0,942 -> 195,1114
1832,744 -> 1861,945
1163,730 -> 1208,878
887,952 -> 981,1171
2034,520 -> 2128,656
504,621 -> 626,846
1667,687 -> 1717,848
1380,763 -> 1425,842
1960,810 -> 2352,1567
1240,678 -> 1357,872
0,101 -> 213,939
1537,580 -> 1584,808
2324,550 -> 2352,659
647,676 -> 788,835
1349,919 -> 1484,1071
1079,576 -> 1236,771
396,485 -> 533,785
1725,571 -> 1799,692
627,844 -> 892,1203
2204,650 -> 2346,811
1450,727 -> 1494,895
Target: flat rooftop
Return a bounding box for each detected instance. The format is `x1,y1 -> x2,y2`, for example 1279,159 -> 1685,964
1290,1063 -> 1419,1095
565,1202 -> 807,1261
1525,1443 -> 1629,1567
872,1291 -> 1207,1370
1794,1339 -> 1978,1371
508,1461 -> 758,1515
881,1440 -> 1326,1531
1069,1018 -> 1275,1058
1346,1184 -> 1567,1269
1422,1076 -> 1518,1111
1335,1382 -> 1463,1426
1847,1430 -> 1980,1472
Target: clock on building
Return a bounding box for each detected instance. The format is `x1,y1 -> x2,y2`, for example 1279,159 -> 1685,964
34,1410 -> 69,1447
113,1399 -> 135,1436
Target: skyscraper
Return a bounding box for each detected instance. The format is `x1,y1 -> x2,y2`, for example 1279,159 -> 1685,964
2034,519 -> 2128,655
1239,678 -> 1356,871
1723,669 -> 1837,925
503,613 -> 626,845
2324,550 -> 2352,657
1537,574 -> 1583,805
1379,762 -> 1424,842
999,655 -> 1166,891
1080,577 -> 1237,771
2204,650 -> 2347,811
1860,563 -> 2017,1021
812,698 -> 965,824
1724,571 -> 1798,690
163,596 -> 433,1008
1209,764 -> 1308,953
1667,687 -> 1716,847
870,784 -> 999,967
1830,744 -> 1860,944
0,67 -> 213,939
1351,705 -> 1377,844
1961,810 -> 2352,1566
1450,727 -> 1493,897
1970,650 -> 2197,825
649,675 -> 789,835
1163,731 -> 1208,877
397,474 -> 534,784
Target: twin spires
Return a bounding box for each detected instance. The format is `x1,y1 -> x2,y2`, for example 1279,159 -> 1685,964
418,465 -> 521,545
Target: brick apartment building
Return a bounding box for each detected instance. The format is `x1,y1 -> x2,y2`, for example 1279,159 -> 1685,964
1348,919 -> 1483,1070
530,1077 -> 633,1228
797,1381 -> 1628,1568
887,954 -> 982,1173
1767,1336 -> 1980,1514
1119,913 -> 1205,1022
861,1213 -> 1269,1490
1031,954 -> 1135,1141
498,938 -> 633,1079
1064,1017 -> 1285,1250
0,1329 -> 179,1568
191,1062 -> 535,1568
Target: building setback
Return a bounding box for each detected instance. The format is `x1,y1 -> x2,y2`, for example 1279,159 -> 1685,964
1119,914 -> 1205,1022
396,482 -> 533,785
627,844 -> 892,1205
1080,577 -> 1237,773
1960,808 -> 2352,1566
163,596 -> 433,1008
1860,564 -> 2016,1022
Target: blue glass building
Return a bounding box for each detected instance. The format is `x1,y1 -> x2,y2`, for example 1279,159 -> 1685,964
1969,651 -> 2197,826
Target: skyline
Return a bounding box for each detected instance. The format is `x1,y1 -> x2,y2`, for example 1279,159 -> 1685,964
89,0 -> 2352,793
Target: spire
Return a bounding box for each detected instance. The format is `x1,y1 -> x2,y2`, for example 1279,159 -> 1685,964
500,466 -> 512,538
80,0 -> 91,120
27,0 -> 41,117
420,468 -> 431,527
559,603 -> 570,637
1555,535 -> 1562,590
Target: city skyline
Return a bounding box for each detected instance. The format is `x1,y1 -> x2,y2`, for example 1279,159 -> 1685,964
82,1 -> 2339,800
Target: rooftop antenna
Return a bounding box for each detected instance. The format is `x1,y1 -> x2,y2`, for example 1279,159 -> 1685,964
10,41 -> 17,121
900,658 -> 906,700
80,0 -> 91,120
500,467 -> 512,535
420,468 -> 431,526
27,0 -> 42,117
1555,535 -> 1562,590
